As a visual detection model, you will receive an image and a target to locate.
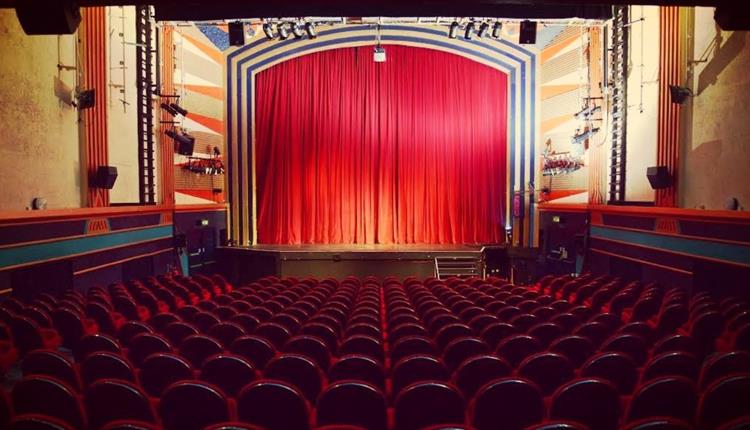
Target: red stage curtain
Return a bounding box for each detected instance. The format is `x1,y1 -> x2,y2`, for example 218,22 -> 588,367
255,45 -> 508,244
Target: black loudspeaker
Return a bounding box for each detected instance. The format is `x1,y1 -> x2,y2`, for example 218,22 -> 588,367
177,135 -> 195,156
228,22 -> 245,46
94,166 -> 118,189
16,0 -> 81,35
519,20 -> 537,44
484,246 -> 510,279
77,89 -> 96,110
646,166 -> 671,189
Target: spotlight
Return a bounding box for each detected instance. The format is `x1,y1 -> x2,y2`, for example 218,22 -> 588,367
464,22 -> 475,40
478,22 -> 489,38
669,85 -> 693,104
165,130 -> 196,156
278,23 -> 290,40
291,21 -> 304,38
448,21 -> 459,39
160,102 -> 178,117
262,22 -> 276,39
492,21 -> 503,39
519,20 -> 537,44
373,45 -> 386,63
572,127 -> 600,144
169,103 -> 188,117
574,104 -> 601,120
305,22 -> 317,38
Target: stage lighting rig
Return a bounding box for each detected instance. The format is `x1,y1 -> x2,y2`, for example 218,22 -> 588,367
492,22 -> 503,39
448,21 -> 459,39
477,22 -> 489,38
161,102 -> 179,117
669,85 -> 693,104
574,104 -> 601,120
291,21 -> 304,38
305,22 -> 317,38
572,127 -> 600,145
464,22 -> 475,40
169,103 -> 188,117
262,22 -> 276,39
278,23 -> 290,40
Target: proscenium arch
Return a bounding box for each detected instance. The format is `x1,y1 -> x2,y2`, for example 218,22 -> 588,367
226,24 -> 538,246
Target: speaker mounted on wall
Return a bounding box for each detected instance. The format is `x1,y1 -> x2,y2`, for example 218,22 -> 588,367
519,20 -> 537,44
646,166 -> 671,189
16,0 -> 81,35
94,166 -> 118,189
228,21 -> 245,46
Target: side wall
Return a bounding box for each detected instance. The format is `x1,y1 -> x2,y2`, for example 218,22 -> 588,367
682,7 -> 750,210
0,10 -> 82,210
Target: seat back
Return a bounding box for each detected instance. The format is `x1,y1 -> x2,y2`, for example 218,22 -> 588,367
443,337 -> 490,371
85,379 -> 156,429
237,380 -> 310,430
80,352 -> 136,387
495,334 -> 542,367
453,355 -> 511,398
328,354 -> 385,390
518,352 -> 575,396
140,353 -> 194,397
160,381 -> 230,430
471,377 -> 544,430
200,354 -> 257,397
178,334 -> 224,368
317,381 -> 387,430
12,376 -> 86,429
627,376 -> 696,423
394,381 -> 465,430
392,355 -> 450,397
21,350 -> 80,391
581,352 -> 638,394
550,378 -> 621,430
128,332 -> 172,367
697,373 -> 750,430
264,354 -> 323,404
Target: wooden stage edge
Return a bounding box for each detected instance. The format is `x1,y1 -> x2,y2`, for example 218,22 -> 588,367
217,244 -> 497,283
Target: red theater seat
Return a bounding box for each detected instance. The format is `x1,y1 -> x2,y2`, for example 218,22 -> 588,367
517,352 -> 575,396
12,376 -> 87,430
178,334 -> 224,368
328,354 -> 385,390
8,414 -> 77,430
453,355 -> 511,398
625,376 -> 696,423
200,354 -> 257,397
394,381 -> 465,430
160,381 -> 231,430
21,350 -> 81,392
128,332 -> 172,367
264,354 -> 323,404
470,377 -> 544,430
237,380 -> 310,430
697,374 -> 750,430
84,379 -> 157,430
316,381 -> 388,430
139,353 -> 194,397
392,355 -> 450,397
549,378 -> 621,430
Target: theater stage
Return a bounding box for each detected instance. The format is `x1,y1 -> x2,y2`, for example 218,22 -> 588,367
217,244 -> 491,283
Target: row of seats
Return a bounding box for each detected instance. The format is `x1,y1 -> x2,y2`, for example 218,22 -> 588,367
0,273 -> 748,430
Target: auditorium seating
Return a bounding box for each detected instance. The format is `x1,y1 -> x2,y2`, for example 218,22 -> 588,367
0,272 -> 748,429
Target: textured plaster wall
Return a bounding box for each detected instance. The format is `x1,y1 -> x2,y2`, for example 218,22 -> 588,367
0,10 -> 82,210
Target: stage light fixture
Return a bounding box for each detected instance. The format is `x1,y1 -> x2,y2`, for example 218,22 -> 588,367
448,21 -> 459,39
572,127 -> 600,144
478,22 -> 489,38
165,129 -> 196,156
305,22 -> 317,38
373,45 -> 386,63
492,21 -> 503,39
291,21 -> 304,38
161,102 -> 179,117
464,22 -> 475,40
574,104 -> 601,120
669,85 -> 693,104
169,103 -> 188,117
278,23 -> 290,40
262,22 -> 276,39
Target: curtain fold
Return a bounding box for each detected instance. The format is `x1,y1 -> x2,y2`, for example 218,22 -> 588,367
255,46 -> 508,245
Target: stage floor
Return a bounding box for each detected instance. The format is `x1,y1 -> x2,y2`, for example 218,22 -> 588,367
238,243 -> 485,254
218,243 -> 495,281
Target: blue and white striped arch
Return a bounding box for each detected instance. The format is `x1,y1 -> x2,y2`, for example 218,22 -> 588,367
226,25 -> 540,246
